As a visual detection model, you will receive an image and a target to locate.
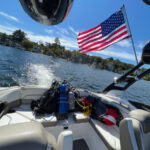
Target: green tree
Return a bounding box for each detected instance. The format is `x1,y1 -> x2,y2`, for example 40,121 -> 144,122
21,40 -> 34,50
39,40 -> 44,46
12,30 -> 26,43
107,57 -> 114,61
0,33 -> 7,42
45,42 -> 52,48
94,57 -> 102,64
55,37 -> 60,45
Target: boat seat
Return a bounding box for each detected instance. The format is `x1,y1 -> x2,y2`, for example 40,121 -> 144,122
0,122 -> 56,150
0,104 -> 57,127
21,86 -> 47,102
0,87 -> 21,103
0,122 -> 73,150
90,119 -> 120,150
73,112 -> 90,123
120,109 -> 150,150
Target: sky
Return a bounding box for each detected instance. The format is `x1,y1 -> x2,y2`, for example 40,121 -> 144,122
0,0 -> 150,65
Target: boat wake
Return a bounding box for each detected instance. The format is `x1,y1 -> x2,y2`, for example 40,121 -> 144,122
19,63 -> 56,87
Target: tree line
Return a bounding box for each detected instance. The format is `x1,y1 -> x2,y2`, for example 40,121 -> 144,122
0,29 -> 150,80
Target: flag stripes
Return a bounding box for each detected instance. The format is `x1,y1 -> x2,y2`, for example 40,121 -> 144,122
77,8 -> 130,53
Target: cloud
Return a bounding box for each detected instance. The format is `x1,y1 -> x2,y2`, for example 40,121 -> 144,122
27,33 -> 55,44
69,26 -> 79,35
137,41 -> 145,49
93,47 -> 142,61
59,35 -> 78,49
28,32 -> 78,49
48,27 -> 70,36
0,12 -> 19,22
116,39 -> 131,47
44,26 -> 79,49
0,24 -> 18,34
0,24 -> 33,36
45,29 -> 53,34
58,27 -> 70,35
55,28 -> 78,49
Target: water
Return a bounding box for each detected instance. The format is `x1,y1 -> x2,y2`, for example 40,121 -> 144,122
0,45 -> 150,105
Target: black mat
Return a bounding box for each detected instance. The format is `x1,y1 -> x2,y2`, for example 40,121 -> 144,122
73,139 -> 90,150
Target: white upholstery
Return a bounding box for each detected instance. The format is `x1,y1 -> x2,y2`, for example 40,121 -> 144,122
0,104 -> 57,127
0,122 -> 56,150
0,121 -> 73,150
0,87 -> 21,102
91,119 -> 120,150
21,86 -> 47,101
0,112 -> 57,127
0,86 -> 48,103
120,109 -> 150,150
57,130 -> 73,150
120,118 -> 139,150
74,112 -> 89,123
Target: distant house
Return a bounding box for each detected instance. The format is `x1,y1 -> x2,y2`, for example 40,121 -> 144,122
32,47 -> 43,53
106,64 -> 114,71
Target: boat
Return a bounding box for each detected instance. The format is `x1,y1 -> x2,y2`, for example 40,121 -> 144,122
0,41 -> 150,150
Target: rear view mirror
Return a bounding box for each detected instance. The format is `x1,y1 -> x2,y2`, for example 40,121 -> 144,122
19,0 -> 74,25
142,40 -> 150,64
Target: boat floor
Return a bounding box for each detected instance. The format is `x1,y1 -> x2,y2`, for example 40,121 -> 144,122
18,106 -> 108,150
46,120 -> 108,150
1,104 -> 120,150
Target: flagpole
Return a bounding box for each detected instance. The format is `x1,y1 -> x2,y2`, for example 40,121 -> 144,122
122,5 -> 138,65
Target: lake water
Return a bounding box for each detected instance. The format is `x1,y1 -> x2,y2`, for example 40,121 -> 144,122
0,45 -> 150,105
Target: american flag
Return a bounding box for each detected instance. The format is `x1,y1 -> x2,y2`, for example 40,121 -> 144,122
78,7 -> 131,53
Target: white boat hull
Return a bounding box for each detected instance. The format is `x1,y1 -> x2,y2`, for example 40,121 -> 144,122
0,85 -> 137,150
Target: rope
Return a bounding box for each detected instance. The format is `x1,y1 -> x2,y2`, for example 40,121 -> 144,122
74,98 -> 88,109
74,98 -> 92,116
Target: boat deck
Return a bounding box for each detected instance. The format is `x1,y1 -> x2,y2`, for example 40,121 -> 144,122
46,119 -> 108,150
0,104 -> 110,150
0,103 -> 122,150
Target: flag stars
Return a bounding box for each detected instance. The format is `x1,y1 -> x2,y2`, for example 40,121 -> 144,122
101,10 -> 125,36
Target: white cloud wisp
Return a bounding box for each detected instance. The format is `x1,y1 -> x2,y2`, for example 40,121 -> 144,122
0,12 -> 19,22
94,47 -> 142,62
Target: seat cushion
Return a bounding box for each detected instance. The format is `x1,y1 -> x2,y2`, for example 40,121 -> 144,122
0,122 -> 52,150
120,118 -> 139,150
90,119 -> 120,150
129,109 -> 150,133
0,104 -> 57,127
0,87 -> 21,103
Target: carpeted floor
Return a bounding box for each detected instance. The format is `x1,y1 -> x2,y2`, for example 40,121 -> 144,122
73,139 -> 90,150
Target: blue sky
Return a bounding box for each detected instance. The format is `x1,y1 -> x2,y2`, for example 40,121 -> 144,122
0,0 -> 150,65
